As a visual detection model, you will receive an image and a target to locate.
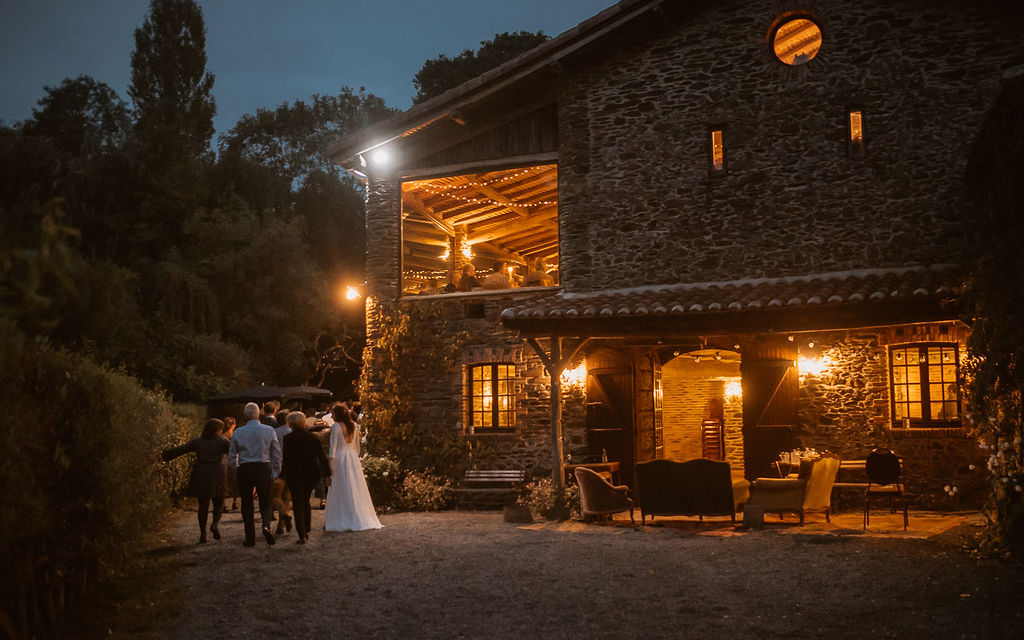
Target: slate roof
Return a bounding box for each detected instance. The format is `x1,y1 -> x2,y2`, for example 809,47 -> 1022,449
500,265 -> 963,328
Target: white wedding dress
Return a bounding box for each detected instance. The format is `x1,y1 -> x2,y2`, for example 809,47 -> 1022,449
325,422 -> 383,531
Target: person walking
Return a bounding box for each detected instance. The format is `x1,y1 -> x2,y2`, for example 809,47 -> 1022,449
325,406 -> 382,532
162,418 -> 230,544
280,411 -> 332,543
228,402 -> 282,546
271,411 -> 293,534
222,417 -> 239,512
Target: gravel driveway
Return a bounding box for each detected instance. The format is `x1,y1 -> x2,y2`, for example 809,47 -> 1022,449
128,505 -> 1022,639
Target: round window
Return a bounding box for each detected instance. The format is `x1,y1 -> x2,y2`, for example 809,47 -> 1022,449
772,17 -> 822,66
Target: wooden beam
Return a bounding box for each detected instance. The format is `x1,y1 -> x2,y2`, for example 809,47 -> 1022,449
402,192 -> 454,236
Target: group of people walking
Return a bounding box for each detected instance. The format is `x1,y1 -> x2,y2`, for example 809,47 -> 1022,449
163,401 -> 381,546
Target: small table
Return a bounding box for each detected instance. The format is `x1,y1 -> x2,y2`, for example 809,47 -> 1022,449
565,461 -> 621,485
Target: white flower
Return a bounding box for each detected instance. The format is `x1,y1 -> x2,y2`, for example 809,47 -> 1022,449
968,464 -> 976,471
944,485 -> 951,493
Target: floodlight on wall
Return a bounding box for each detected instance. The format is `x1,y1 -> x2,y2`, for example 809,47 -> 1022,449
370,147 -> 391,168
798,355 -> 831,378
725,379 -> 742,401
561,362 -> 587,388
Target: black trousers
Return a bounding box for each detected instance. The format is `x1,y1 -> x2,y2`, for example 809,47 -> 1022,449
287,479 -> 316,539
237,462 -> 273,544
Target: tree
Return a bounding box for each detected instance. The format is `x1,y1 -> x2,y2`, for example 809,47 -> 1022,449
963,74 -> 1024,553
219,88 -> 395,187
128,0 -> 215,167
25,75 -> 129,159
412,31 -> 549,104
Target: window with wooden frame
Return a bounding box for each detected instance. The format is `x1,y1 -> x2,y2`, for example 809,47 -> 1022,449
848,109 -> 865,158
466,363 -> 516,432
889,343 -> 961,428
709,128 -> 726,175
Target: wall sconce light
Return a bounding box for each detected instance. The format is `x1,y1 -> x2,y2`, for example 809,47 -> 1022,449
561,362 -> 587,388
798,355 -> 831,377
725,379 -> 742,401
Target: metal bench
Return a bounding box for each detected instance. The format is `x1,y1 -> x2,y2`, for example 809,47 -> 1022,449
455,469 -> 527,509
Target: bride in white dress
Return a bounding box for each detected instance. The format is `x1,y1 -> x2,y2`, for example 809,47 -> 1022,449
325,407 -> 382,532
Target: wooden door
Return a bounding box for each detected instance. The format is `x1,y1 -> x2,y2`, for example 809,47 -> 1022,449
585,349 -> 635,486
740,347 -> 799,479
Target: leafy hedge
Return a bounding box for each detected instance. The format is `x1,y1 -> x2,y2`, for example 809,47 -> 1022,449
0,321 -> 192,638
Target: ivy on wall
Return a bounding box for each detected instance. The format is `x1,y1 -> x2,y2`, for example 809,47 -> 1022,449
358,299 -> 469,475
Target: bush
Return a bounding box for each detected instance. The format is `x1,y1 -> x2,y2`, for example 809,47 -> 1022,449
360,454 -> 402,512
399,471 -> 454,511
0,321 -> 192,638
517,476 -> 580,520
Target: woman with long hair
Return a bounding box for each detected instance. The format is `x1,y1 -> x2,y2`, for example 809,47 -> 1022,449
162,418 -> 230,543
324,406 -> 382,532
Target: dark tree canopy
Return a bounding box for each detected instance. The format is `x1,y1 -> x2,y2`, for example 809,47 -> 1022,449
128,0 -> 215,165
219,88 -> 396,186
25,75 -> 129,158
412,31 -> 549,104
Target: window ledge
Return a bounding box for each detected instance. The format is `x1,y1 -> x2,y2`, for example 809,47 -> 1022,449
461,432 -> 520,442
887,426 -> 970,439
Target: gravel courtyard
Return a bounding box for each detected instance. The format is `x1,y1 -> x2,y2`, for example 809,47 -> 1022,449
126,505 -> 1022,639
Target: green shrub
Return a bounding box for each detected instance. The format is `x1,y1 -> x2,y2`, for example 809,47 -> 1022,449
0,320 -> 191,638
517,476 -> 580,519
399,471 -> 454,511
360,454 -> 402,512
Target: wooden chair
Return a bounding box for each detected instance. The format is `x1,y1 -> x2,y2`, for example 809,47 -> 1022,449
863,448 -> 908,530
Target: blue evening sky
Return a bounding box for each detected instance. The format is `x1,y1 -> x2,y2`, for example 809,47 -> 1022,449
0,0 -> 614,136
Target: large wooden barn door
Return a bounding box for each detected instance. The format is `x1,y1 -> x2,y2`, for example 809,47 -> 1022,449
585,348 -> 635,486
740,339 -> 799,480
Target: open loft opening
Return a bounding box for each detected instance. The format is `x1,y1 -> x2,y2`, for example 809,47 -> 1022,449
400,164 -> 559,296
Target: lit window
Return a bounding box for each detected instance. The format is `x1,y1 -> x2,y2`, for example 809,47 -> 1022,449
890,344 -> 961,427
848,110 -> 865,157
772,17 -> 822,66
467,363 -> 516,431
710,129 -> 725,173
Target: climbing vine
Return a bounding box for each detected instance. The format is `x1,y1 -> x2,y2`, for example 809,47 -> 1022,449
358,299 -> 469,475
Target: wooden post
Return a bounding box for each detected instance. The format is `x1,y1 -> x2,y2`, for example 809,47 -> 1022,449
549,337 -> 567,519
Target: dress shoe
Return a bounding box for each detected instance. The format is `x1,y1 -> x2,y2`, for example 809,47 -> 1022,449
210,524 -> 221,540
262,526 -> 276,545
295,537 -> 306,544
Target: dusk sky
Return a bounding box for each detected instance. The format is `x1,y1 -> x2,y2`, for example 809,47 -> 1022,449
0,0 -> 614,137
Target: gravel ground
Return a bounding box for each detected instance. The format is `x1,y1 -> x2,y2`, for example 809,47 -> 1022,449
128,505 -> 1023,639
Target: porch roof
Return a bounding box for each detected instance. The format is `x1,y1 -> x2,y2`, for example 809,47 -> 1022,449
500,264 -> 964,337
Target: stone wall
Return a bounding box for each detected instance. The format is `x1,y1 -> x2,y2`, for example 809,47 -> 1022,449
794,322 -> 984,507
362,290 -> 587,478
559,0 -> 1019,291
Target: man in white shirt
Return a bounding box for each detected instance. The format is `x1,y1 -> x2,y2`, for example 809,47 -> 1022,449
228,402 -> 283,546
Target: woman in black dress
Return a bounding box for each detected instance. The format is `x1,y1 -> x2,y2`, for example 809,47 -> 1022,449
162,418 -> 230,543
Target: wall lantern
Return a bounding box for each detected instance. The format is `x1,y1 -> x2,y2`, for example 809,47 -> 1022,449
561,362 -> 587,388
798,355 -> 831,377
725,379 -> 743,401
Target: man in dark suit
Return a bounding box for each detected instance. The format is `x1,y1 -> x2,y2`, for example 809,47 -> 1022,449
281,411 -> 333,543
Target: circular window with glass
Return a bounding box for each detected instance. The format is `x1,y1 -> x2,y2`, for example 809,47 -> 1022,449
771,17 -> 822,65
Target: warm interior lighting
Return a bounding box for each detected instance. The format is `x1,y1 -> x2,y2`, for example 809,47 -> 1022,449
460,239 -> 474,260
849,110 -> 864,156
725,379 -> 743,401
772,17 -> 822,65
711,130 -> 724,171
798,355 -> 831,377
561,362 -> 587,388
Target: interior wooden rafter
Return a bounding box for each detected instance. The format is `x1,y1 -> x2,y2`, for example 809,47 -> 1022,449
401,164 -> 559,292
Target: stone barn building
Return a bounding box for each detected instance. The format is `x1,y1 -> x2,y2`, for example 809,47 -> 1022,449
327,0 -> 1023,507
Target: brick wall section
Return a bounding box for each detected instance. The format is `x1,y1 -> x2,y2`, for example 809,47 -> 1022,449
558,0 -> 1019,291
795,323 -> 983,507
662,357 -> 745,474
